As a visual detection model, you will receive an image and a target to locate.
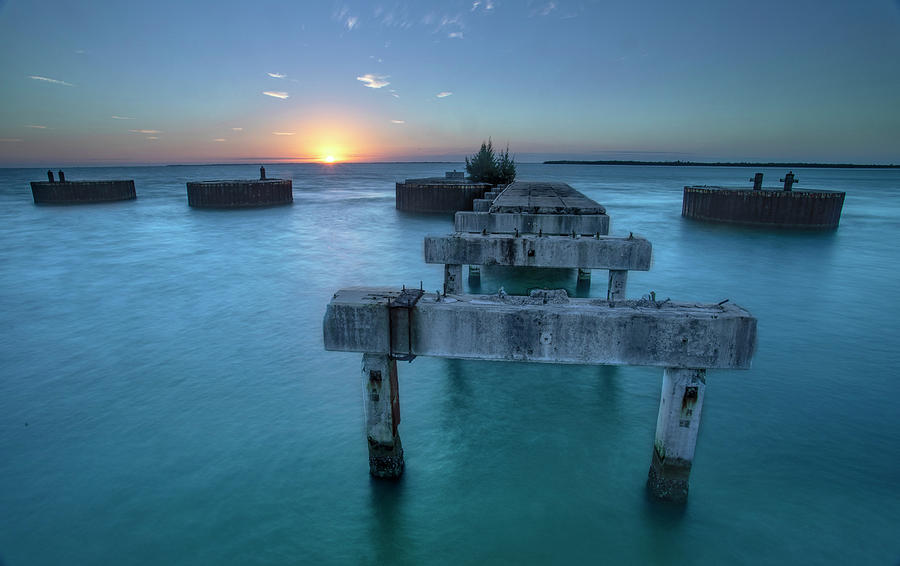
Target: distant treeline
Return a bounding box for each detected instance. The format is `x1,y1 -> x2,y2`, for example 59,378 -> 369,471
543,160 -> 899,169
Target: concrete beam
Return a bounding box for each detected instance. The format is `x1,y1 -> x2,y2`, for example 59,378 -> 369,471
455,212 -> 610,236
323,288 -> 756,369
424,233 -> 651,270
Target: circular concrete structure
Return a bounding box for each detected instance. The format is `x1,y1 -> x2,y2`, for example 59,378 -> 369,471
186,179 -> 293,208
30,180 -> 136,204
396,176 -> 491,213
682,186 -> 845,229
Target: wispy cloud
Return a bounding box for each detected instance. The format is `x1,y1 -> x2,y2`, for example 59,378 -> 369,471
232,127 -> 243,131
28,75 -> 73,86
146,136 -> 159,140
267,72 -> 286,78
75,49 -> 87,55
335,6 -> 359,30
391,120 -> 405,124
472,1 -> 495,11
213,138 -> 226,142
357,74 -> 390,88
436,91 -> 453,98
533,2 -> 556,16
263,91 -> 289,99
24,125 -> 47,129
129,129 -> 162,134
448,31 -> 464,39
389,89 -> 400,98
111,115 -> 134,120
0,138 -> 23,143
272,131 -> 295,136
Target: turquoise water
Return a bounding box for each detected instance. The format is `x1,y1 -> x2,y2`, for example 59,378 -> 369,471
1,163 -> 898,565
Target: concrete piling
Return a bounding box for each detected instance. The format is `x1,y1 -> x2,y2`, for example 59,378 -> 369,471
577,268 -> 591,282
444,264 -> 462,294
607,270 -> 628,300
362,353 -> 404,478
647,368 -> 707,503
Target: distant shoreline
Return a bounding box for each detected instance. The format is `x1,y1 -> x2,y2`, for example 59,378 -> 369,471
543,160 -> 899,169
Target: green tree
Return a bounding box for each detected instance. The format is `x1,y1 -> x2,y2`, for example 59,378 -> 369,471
465,138 -> 517,185
496,144 -> 516,185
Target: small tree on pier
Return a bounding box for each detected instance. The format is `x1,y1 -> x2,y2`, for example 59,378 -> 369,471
466,138 -> 516,185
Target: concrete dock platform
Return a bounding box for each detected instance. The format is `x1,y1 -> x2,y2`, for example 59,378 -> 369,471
455,181 -> 609,235
489,181 -> 606,215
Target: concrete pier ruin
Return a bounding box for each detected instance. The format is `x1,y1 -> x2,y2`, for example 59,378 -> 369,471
186,179 -> 292,208
30,179 -> 136,204
455,181 -> 610,236
395,171 -> 492,213
682,173 -> 845,229
324,179 -> 758,502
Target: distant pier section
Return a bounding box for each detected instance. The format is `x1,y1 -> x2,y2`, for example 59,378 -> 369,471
395,171 -> 491,213
186,178 -> 292,208
31,173 -> 136,204
682,172 -> 845,229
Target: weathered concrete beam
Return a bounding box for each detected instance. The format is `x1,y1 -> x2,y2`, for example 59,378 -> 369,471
323,288 -> 756,369
455,212 -> 610,236
424,233 -> 651,270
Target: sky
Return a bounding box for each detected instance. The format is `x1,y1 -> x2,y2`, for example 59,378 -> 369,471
1,0 -> 899,166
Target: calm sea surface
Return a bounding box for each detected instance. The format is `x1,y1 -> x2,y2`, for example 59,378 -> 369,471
1,163 -> 898,565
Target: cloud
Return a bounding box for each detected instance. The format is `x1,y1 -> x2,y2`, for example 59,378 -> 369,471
263,91 -> 289,99
391,120 -> 405,124
146,136 -> 159,140
129,129 -> 162,134
25,125 -> 47,129
75,49 -> 87,55
436,91 -> 453,98
267,72 -> 286,78
357,74 -> 390,88
448,31 -> 464,39
232,127 -> 243,131
111,115 -> 134,120
28,75 -> 73,86
346,16 -> 358,29
535,2 -> 556,16
472,1 -> 494,11
0,138 -> 23,143
272,131 -> 295,136
213,138 -> 226,142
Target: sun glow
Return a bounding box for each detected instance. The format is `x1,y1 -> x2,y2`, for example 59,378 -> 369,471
324,155 -> 335,163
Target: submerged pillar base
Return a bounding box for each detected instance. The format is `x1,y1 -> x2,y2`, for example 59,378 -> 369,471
368,435 -> 404,478
647,449 -> 690,502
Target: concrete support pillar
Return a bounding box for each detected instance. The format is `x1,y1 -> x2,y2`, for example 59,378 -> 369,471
607,270 -> 628,301
468,265 -> 481,279
577,268 -> 591,282
362,353 -> 404,478
647,368 -> 706,502
444,264 -> 462,294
